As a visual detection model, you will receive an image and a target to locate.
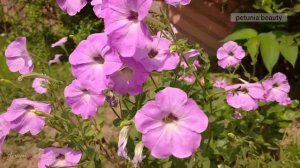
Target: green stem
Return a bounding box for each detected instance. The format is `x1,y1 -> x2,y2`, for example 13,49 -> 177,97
150,74 -> 158,89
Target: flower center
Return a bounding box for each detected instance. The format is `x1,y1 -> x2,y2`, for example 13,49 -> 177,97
121,67 -> 133,77
56,154 -> 65,160
94,56 -> 104,64
273,83 -> 279,88
25,105 -> 34,111
128,11 -> 139,21
228,52 -> 234,56
148,49 -> 158,58
163,114 -> 178,123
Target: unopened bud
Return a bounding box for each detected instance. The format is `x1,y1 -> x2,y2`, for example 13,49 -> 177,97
117,126 -> 130,160
132,142 -> 145,168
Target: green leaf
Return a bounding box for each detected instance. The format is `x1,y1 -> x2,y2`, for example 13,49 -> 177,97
259,32 -> 280,73
278,36 -> 298,67
245,37 -> 260,63
223,28 -> 258,42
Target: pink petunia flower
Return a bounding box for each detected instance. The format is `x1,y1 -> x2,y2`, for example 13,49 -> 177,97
217,41 -> 245,69
48,54 -> 63,65
106,58 -> 149,96
38,147 -> 81,168
32,78 -> 49,94
0,114 -> 10,155
179,74 -> 195,84
181,49 -> 200,69
69,33 -> 123,91
5,37 -> 33,74
117,126 -> 130,160
56,0 -> 87,16
135,87 -> 208,158
51,37 -> 68,48
213,80 -> 227,89
102,0 -> 152,57
4,98 -> 51,135
133,36 -> 180,72
64,79 -> 106,119
225,83 -> 264,111
263,72 -> 290,104
165,0 -> 192,6
91,0 -> 103,18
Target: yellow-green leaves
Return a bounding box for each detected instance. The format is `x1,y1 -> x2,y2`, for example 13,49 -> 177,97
223,28 -> 258,42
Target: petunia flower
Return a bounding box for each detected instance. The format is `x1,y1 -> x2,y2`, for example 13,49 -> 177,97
133,36 -> 180,72
91,0 -> 103,18
64,79 -> 106,119
4,37 -> 33,74
69,33 -> 123,91
135,87 -> 208,158
4,98 -> 51,135
225,83 -> 264,111
32,78 -> 49,94
213,80 -> 227,89
262,72 -> 290,104
0,113 -> 10,155
179,74 -> 195,84
56,0 -> 87,16
48,54 -> 63,65
217,41 -> 246,69
38,147 -> 81,168
51,37 -> 68,48
181,49 -> 200,69
117,126 -> 130,160
165,0 -> 192,6
106,57 -> 149,96
132,142 -> 145,167
102,0 -> 152,57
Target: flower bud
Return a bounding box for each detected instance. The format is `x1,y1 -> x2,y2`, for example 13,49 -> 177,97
117,126 -> 130,160
132,142 -> 145,168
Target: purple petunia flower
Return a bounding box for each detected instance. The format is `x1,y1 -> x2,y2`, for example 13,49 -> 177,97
263,72 -> 290,104
38,147 -> 81,168
181,49 -> 200,69
4,98 -> 51,135
69,33 -> 123,91
106,57 -> 149,96
165,0 -> 192,6
117,126 -> 130,160
102,0 -> 152,57
49,54 -> 63,65
179,74 -> 195,84
64,79 -> 106,119
5,37 -> 33,74
51,37 -> 68,48
217,41 -> 246,69
135,87 -> 208,158
133,36 -> 180,72
56,0 -> 87,16
225,83 -> 264,111
32,78 -> 49,94
214,80 -> 227,89
0,114 -> 10,155
91,0 -> 103,18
